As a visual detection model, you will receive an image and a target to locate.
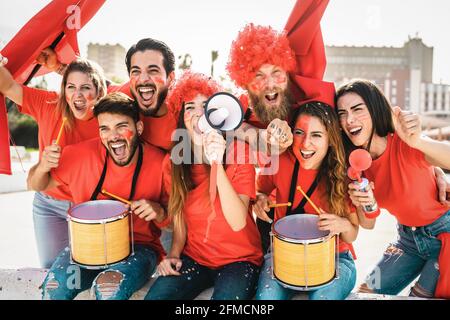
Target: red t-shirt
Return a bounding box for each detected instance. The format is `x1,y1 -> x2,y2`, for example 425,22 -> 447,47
257,150 -> 355,254
108,82 -> 177,151
19,85 -> 99,200
51,138 -> 167,259
162,141 -> 263,269
365,133 -> 447,227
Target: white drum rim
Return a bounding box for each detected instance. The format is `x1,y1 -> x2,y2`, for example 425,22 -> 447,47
271,214 -> 333,244
68,200 -> 130,224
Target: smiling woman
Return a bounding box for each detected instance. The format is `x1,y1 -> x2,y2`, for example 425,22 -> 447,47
0,49 -> 107,269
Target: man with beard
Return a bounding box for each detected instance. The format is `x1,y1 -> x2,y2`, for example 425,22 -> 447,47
28,93 -> 168,300
109,38 -> 177,151
226,22 -> 332,253
226,24 -> 299,159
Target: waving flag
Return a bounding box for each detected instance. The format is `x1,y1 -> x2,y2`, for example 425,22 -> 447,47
0,0 -> 105,175
285,0 -> 335,107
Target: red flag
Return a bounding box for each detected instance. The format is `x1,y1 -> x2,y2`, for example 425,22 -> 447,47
284,0 -> 335,107
0,0 -> 106,175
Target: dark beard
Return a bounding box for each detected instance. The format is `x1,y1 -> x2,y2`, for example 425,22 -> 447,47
108,135 -> 140,167
248,88 -> 293,125
137,86 -> 169,117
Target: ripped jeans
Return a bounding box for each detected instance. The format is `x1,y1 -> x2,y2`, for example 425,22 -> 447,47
363,209 -> 450,296
41,244 -> 158,300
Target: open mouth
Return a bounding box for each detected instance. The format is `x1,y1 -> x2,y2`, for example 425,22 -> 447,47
264,92 -> 279,105
137,85 -> 156,104
348,126 -> 363,137
300,150 -> 316,160
73,100 -> 87,112
109,141 -> 128,159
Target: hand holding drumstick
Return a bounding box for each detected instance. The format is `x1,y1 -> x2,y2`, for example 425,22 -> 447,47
253,193 -> 291,223
101,189 -> 165,222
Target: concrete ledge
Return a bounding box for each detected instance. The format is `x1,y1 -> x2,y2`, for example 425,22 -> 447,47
0,268 -> 426,300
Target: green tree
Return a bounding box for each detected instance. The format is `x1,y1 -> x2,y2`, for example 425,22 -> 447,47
211,50 -> 219,77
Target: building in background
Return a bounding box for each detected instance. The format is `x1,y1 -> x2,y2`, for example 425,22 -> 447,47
87,43 -> 128,83
325,36 -> 450,137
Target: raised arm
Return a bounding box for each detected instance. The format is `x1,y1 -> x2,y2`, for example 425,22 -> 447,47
0,54 -> 23,105
393,106 -> 450,170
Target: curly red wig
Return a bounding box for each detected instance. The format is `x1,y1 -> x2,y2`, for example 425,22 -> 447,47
167,70 -> 221,120
227,23 -> 297,88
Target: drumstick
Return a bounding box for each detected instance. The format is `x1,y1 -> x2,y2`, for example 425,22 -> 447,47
269,202 -> 292,208
296,186 -> 322,215
55,117 -> 67,145
101,189 -> 131,205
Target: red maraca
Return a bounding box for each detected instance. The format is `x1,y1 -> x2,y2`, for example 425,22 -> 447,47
348,149 -> 379,218
349,148 -> 372,172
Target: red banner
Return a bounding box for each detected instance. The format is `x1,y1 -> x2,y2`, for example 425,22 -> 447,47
0,0 -> 105,175
285,0 -> 335,107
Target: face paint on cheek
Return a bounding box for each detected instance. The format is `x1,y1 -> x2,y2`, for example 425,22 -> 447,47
354,112 -> 371,123
274,74 -> 287,85
151,76 -> 165,86
122,128 -> 133,141
249,78 -> 265,94
86,92 -> 95,101
130,76 -> 138,90
291,117 -> 310,162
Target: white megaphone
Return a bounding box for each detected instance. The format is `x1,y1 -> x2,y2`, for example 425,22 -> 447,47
197,92 -> 244,134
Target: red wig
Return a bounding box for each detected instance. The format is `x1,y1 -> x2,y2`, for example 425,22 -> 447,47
227,23 -> 297,88
167,70 -> 221,120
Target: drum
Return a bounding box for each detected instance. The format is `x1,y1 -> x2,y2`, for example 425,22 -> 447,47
67,200 -> 132,269
271,214 -> 337,290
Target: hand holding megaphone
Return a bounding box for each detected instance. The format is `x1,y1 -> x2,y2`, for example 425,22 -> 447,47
203,131 -> 227,164
197,92 -> 244,162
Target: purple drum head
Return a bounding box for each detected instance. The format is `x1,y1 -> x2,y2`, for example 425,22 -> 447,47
69,200 -> 128,221
273,214 -> 329,240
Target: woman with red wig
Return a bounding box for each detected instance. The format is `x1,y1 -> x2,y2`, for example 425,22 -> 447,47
145,71 -> 263,300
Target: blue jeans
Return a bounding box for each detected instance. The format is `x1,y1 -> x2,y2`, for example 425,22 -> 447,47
363,209 -> 450,296
145,254 -> 261,300
33,191 -> 72,268
41,244 -> 158,300
256,250 -> 356,300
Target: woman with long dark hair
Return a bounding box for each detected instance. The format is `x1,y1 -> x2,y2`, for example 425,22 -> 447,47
336,79 -> 450,298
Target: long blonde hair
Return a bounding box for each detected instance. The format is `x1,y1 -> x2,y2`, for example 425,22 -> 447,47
291,102 -> 350,217
55,58 -> 106,130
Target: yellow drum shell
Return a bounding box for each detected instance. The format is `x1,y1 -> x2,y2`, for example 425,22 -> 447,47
271,214 -> 337,289
68,200 -> 131,268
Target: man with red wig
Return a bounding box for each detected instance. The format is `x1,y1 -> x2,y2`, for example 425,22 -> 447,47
227,24 -> 296,158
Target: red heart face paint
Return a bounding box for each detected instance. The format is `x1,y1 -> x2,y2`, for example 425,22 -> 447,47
151,76 -> 166,86
292,115 -> 329,170
122,128 -> 134,141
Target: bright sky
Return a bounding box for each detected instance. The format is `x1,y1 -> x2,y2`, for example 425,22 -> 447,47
1,0 -> 450,85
